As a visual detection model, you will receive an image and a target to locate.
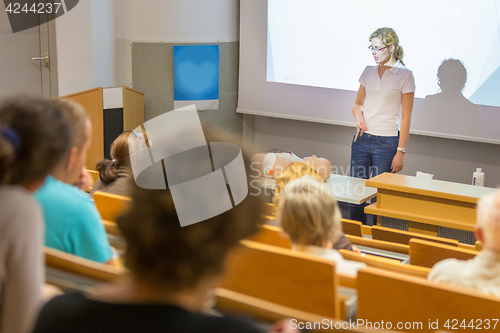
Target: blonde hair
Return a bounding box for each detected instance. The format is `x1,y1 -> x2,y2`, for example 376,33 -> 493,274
272,161 -> 323,216
278,176 -> 342,247
370,27 -> 404,66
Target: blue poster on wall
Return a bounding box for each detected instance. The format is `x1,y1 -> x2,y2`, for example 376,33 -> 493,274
173,45 -> 219,110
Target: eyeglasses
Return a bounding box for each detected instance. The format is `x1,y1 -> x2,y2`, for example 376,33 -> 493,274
368,45 -> 388,52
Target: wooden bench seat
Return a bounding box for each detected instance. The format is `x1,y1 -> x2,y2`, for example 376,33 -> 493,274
214,288 -> 402,333
93,191 -> 131,222
358,267 -> 500,332
219,240 -> 343,319
371,225 -> 459,246
409,238 -> 479,268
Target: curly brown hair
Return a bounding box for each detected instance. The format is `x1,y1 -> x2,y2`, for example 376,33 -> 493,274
96,131 -> 131,184
116,128 -> 265,290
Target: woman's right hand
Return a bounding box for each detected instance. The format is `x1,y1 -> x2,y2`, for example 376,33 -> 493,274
356,117 -> 368,136
352,84 -> 367,136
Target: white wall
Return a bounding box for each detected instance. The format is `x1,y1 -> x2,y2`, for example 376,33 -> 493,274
55,0 -> 239,96
55,0 -> 116,96
114,0 -> 240,87
114,0 -> 239,42
92,0 -> 115,88
55,0 -> 93,96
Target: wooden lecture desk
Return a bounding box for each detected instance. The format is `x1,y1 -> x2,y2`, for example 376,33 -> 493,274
364,173 -> 497,244
253,174 -> 377,205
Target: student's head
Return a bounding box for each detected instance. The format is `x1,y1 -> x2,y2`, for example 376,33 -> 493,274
475,190 -> 500,252
272,161 -> 323,215
369,27 -> 404,66
302,155 -> 332,181
0,96 -> 71,189
96,131 -> 132,184
116,127 -> 265,290
278,176 -> 342,247
437,59 -> 467,93
51,99 -> 92,184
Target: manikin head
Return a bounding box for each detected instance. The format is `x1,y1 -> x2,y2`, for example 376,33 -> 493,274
369,27 -> 404,66
475,190 -> 500,252
303,155 -> 332,181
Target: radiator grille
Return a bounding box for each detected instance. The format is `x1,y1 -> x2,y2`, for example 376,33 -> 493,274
380,216 -> 409,231
438,227 -> 476,245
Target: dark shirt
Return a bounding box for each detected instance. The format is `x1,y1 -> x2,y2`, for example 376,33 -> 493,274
33,293 -> 262,333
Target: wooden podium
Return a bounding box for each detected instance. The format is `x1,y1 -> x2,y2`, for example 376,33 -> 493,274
61,86 -> 144,170
365,173 -> 497,244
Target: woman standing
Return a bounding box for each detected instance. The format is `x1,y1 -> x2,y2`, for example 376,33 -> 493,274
350,27 -> 415,224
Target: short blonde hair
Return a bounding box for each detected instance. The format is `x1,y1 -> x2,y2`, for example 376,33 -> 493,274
278,176 -> 342,247
370,27 -> 404,66
272,161 -> 323,216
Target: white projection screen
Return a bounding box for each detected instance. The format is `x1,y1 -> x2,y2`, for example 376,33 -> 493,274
237,0 -> 500,144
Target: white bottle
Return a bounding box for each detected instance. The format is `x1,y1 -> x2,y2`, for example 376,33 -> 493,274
472,168 -> 484,187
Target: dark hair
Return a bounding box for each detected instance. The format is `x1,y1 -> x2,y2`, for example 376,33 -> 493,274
116,128 -> 265,290
96,131 -> 132,184
0,131 -> 15,184
438,59 -> 467,92
0,96 -> 71,186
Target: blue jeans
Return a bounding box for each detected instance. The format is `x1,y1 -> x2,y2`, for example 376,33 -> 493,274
349,131 -> 399,225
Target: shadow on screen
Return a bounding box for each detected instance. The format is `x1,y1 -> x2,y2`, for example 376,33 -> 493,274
413,59 -> 483,138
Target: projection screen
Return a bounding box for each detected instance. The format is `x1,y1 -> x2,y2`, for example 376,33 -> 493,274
237,0 -> 500,144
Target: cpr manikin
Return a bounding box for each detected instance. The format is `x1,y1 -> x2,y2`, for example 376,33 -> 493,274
251,152 -> 332,181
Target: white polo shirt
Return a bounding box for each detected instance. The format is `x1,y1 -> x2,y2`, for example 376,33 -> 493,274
359,61 -> 415,136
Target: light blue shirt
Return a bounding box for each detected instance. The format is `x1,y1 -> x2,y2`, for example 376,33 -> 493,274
35,176 -> 112,263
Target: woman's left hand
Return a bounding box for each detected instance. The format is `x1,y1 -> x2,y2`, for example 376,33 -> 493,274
391,152 -> 404,173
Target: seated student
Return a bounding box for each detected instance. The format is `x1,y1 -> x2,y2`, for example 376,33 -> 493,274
277,176 -> 366,277
428,190 -> 500,297
90,131 -> 134,197
35,99 -> 115,265
32,128 -> 297,333
0,96 -> 70,333
269,161 -> 359,252
251,151 -> 332,181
